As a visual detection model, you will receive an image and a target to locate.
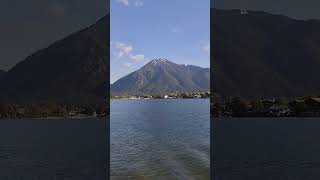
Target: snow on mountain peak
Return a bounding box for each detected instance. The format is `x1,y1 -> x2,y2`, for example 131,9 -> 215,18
151,58 -> 170,65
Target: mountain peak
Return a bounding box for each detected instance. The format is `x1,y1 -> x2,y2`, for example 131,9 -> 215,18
150,58 -> 171,65
111,59 -> 209,95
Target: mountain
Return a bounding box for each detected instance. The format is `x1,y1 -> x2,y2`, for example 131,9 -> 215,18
212,9 -> 320,98
0,15 -> 109,103
111,59 -> 209,95
0,70 -> 5,77
0,70 -> 5,82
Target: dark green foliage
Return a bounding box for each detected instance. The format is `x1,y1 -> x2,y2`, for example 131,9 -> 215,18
0,101 -> 109,119
211,96 -> 320,117
0,70 -> 5,78
0,16 -> 109,104
212,9 -> 320,98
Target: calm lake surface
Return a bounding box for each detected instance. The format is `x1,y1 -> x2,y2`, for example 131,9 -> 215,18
213,117 -> 320,180
0,118 -> 108,180
111,99 -> 210,179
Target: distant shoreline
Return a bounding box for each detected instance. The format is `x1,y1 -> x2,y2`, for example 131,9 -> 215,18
111,92 -> 211,100
211,96 -> 320,118
0,116 -> 109,120
111,97 -> 210,100
0,103 -> 109,120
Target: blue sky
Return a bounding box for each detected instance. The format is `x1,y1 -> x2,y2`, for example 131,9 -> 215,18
111,0 -> 210,83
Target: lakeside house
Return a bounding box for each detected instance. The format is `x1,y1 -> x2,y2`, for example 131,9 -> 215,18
240,9 -> 248,15
261,99 -> 276,108
68,110 -> 82,117
17,108 -> 25,116
305,98 -> 320,110
111,92 -> 210,99
193,94 -> 202,98
268,104 -> 291,117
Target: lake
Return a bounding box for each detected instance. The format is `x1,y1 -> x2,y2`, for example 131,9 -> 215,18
111,99 -> 210,179
0,118 -> 108,180
213,117 -> 320,180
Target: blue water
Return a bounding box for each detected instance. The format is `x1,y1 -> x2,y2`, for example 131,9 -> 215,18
111,99 -> 210,179
213,117 -> 320,180
0,118 -> 108,180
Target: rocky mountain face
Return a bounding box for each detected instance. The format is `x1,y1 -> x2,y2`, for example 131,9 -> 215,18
0,70 -> 5,77
0,15 -> 109,103
111,59 -> 209,95
0,70 -> 5,83
212,9 -> 320,98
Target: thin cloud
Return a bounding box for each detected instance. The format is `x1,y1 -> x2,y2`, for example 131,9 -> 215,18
202,43 -> 210,55
122,62 -> 132,67
116,51 -> 125,58
112,41 -> 145,62
171,27 -> 179,33
130,54 -> 145,61
116,0 -> 144,7
134,1 -> 144,7
115,42 -> 133,54
116,0 -> 130,6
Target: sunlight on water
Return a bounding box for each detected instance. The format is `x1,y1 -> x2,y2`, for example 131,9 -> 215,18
111,99 -> 210,180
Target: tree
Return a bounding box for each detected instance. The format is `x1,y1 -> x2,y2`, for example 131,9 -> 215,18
230,97 -> 251,115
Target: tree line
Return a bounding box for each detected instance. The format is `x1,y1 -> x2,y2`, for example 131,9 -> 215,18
0,102 -> 109,119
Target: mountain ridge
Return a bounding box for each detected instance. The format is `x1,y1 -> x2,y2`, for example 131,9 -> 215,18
3,9 -> 320,101
0,15 -> 109,103
0,70 -> 5,80
212,9 -> 320,98
111,59 -> 210,96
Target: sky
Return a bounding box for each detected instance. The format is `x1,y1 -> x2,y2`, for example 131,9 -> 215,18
0,0 -> 108,71
110,0 -> 210,83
